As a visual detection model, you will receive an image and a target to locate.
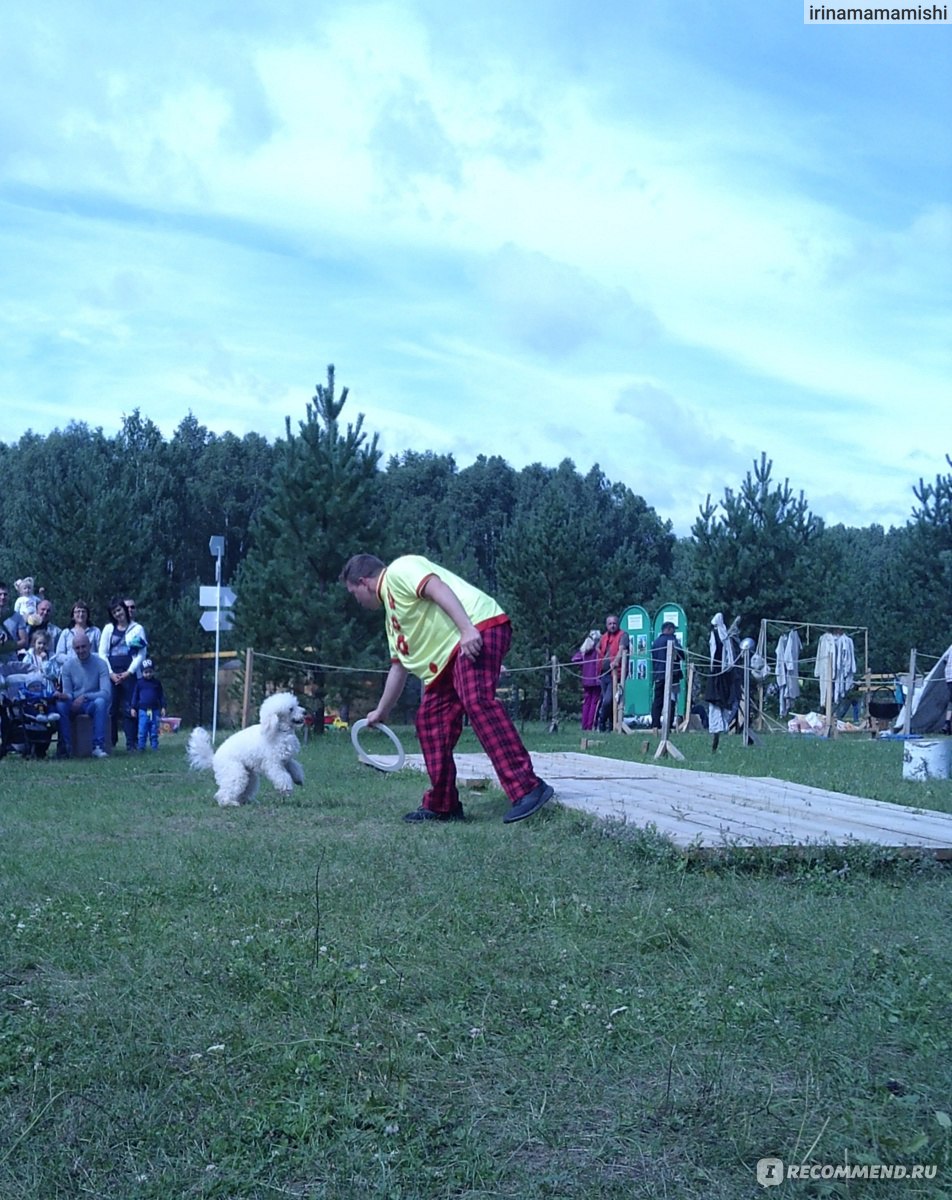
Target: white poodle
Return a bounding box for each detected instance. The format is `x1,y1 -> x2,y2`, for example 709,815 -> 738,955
186,692 -> 306,806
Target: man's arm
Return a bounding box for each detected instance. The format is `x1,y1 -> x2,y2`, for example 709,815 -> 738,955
612,632 -> 630,669
53,663 -> 75,704
420,576 -> 482,660
90,660 -> 113,705
367,662 -> 409,726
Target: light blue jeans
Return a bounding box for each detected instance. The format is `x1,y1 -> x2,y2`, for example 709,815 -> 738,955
55,695 -> 108,754
137,709 -> 160,750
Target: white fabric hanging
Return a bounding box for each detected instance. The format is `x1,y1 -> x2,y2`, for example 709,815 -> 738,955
775,629 -> 802,717
833,633 -> 856,702
815,632 -> 836,702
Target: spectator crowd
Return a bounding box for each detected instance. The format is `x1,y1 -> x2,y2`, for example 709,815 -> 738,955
1,579 -> 166,759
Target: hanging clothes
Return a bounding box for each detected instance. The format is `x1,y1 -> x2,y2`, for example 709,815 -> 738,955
815,632 -> 836,705
784,630 -> 801,700
777,628 -> 802,716
834,633 -> 856,702
705,613 -> 741,734
776,632 -> 789,716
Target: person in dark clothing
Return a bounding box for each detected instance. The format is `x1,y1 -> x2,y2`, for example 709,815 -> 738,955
596,614 -> 629,732
650,621 -> 685,732
129,658 -> 167,751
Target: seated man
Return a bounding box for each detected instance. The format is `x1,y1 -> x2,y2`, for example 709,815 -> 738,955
54,631 -> 111,758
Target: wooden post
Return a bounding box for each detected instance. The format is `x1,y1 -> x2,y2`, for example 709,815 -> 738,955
241,647 -> 254,729
903,648 -> 916,737
655,639 -> 684,760
678,663 -> 695,732
824,643 -> 834,737
549,655 -> 559,733
616,646 -> 628,732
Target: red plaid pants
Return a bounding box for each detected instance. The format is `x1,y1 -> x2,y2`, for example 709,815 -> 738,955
415,620 -> 539,814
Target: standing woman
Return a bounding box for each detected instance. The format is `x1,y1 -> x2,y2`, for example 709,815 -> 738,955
99,598 -> 148,751
55,600 -> 101,669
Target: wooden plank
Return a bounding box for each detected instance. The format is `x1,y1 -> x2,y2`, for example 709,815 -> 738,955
553,778 -> 917,845
401,751 -> 952,854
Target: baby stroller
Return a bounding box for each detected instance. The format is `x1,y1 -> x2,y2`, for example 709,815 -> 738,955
0,676 -> 60,759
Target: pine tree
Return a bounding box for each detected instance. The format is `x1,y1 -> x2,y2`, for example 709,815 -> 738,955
234,367 -> 385,713
688,452 -> 823,638
888,454 -> 952,656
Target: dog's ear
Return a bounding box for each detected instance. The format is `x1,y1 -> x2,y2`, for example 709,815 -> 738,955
261,708 -> 278,736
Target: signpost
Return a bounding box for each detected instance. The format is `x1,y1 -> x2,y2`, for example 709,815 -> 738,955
200,537 -> 235,742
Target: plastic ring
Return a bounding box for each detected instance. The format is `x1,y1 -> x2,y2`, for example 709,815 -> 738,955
350,719 -> 406,773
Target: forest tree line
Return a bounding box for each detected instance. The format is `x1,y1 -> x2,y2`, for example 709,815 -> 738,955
2,368 -> 950,723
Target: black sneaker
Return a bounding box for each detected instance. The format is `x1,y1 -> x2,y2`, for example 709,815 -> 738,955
503,781 -> 554,824
403,804 -> 466,823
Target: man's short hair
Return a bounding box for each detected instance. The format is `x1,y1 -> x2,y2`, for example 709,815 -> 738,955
340,554 -> 386,585
661,621 -> 676,633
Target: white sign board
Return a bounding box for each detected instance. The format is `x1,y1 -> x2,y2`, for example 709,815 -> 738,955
200,610 -> 234,633
199,585 -> 236,608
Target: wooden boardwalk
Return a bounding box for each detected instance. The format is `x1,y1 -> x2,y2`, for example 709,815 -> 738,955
403,751 -> 952,856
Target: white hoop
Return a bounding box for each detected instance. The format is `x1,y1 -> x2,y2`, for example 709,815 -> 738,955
350,719 -> 406,773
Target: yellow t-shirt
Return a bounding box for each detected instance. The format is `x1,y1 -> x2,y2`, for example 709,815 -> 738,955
378,555 -> 507,686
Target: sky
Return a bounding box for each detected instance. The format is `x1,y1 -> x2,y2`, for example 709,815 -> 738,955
2,1 -> 949,534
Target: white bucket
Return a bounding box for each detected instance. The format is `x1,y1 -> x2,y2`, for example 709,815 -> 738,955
902,739 -> 951,782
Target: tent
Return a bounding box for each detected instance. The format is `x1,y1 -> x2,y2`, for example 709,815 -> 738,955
904,647 -> 951,735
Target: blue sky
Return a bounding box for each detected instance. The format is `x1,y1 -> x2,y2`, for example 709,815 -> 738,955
2,1 -> 949,533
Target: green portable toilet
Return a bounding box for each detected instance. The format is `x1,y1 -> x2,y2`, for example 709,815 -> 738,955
620,605 -> 652,718
651,604 -> 689,719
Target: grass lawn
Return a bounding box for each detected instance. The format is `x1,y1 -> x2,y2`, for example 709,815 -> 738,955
1,725 -> 951,1199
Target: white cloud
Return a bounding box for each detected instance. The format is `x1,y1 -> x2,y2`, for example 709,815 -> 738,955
1,0 -> 948,537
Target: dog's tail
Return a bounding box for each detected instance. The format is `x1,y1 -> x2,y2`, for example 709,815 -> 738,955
186,727 -> 215,772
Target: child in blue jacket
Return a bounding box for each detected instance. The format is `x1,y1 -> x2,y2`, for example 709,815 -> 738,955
130,658 -> 167,751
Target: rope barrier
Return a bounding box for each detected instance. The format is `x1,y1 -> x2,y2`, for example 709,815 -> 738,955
253,651 -> 391,675
250,644 -> 939,687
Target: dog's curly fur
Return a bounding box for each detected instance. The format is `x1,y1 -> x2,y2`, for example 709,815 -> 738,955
186,692 -> 306,806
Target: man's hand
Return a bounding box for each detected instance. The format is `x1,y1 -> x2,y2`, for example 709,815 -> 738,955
368,662 -> 409,727
457,626 -> 483,661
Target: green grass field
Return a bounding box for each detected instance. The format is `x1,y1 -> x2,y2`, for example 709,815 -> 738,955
2,727 -> 951,1199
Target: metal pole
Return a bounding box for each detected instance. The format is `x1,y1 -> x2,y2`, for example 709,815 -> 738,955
739,637 -> 759,746
211,549 -> 222,743
903,648 -> 916,737
242,647 -> 254,729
